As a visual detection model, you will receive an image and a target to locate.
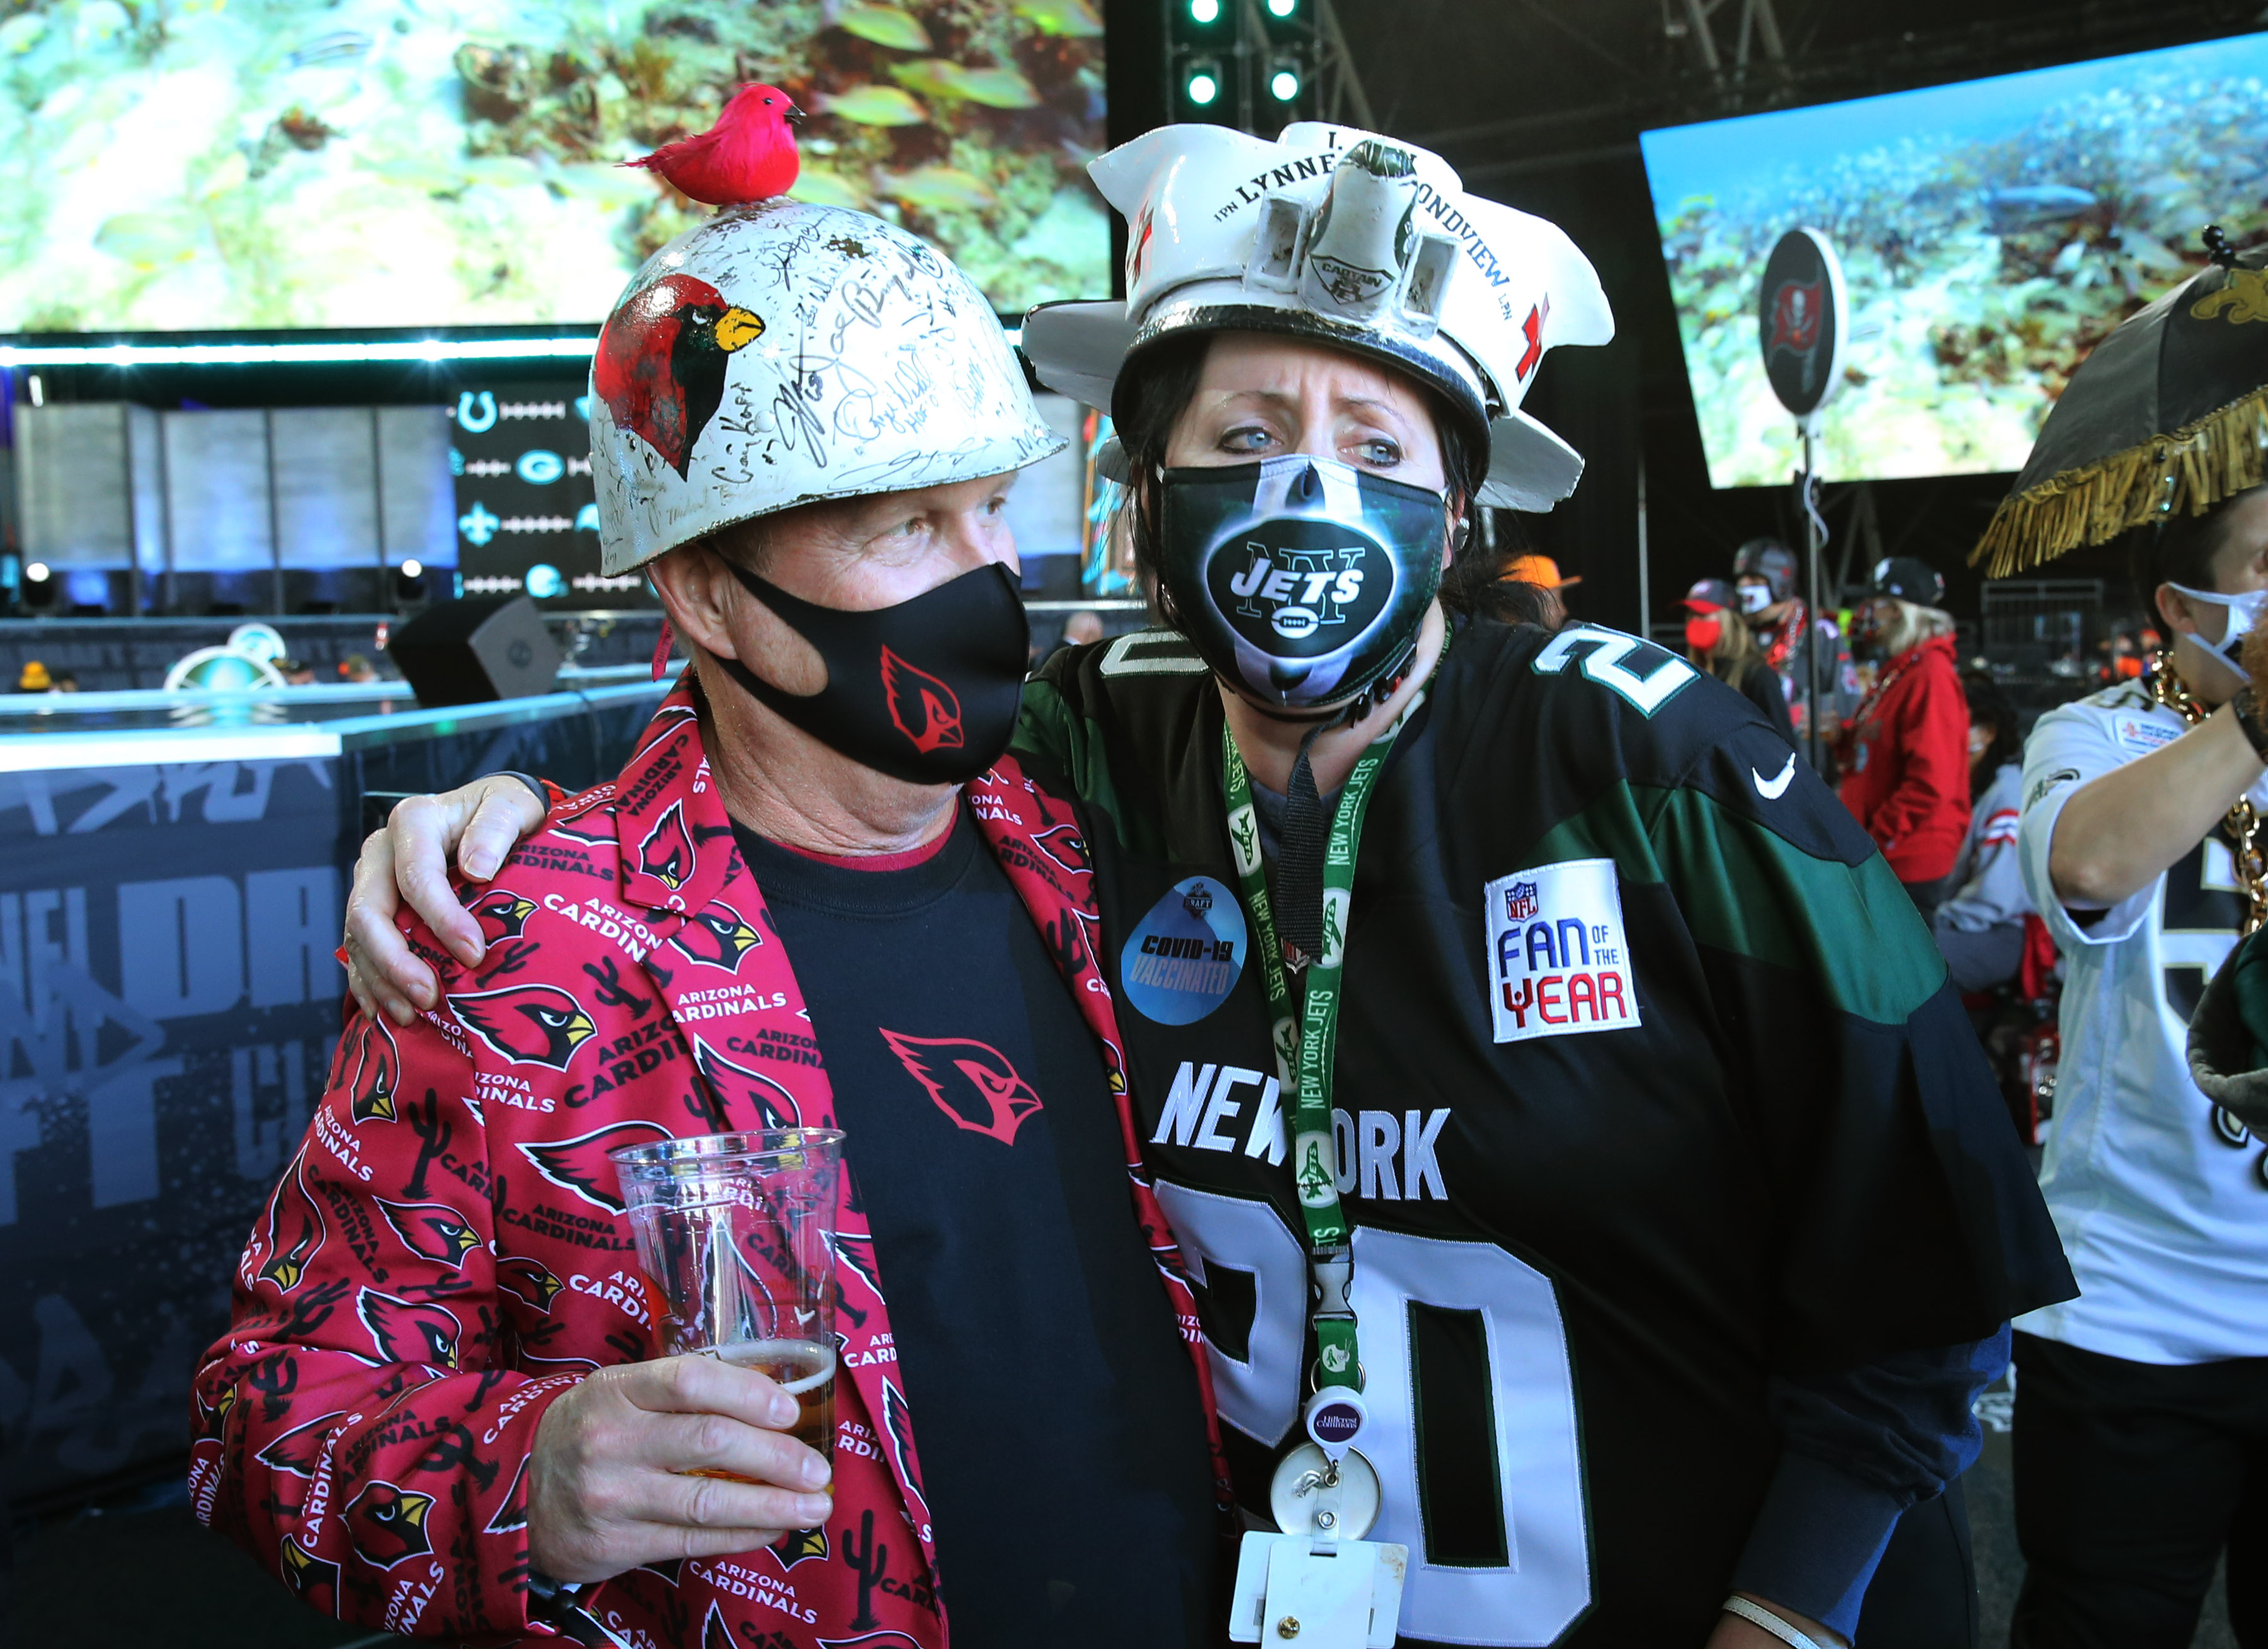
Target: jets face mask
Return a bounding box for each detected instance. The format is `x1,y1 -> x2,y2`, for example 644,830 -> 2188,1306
2168,582 -> 2268,683
1158,455 -> 1450,711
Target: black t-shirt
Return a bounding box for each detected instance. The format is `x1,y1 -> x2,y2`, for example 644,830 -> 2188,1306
732,809 -> 1217,1648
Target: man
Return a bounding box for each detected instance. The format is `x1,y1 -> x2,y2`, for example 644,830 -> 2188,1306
1736,536 -> 1860,762
193,203 -> 1221,1648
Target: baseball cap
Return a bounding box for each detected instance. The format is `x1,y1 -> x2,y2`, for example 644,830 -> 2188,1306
1683,578 -> 1738,613
1502,554 -> 1581,590
1866,556 -> 1946,607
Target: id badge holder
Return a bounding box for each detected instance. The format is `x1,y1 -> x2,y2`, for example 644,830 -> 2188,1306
1228,1389 -> 1408,1648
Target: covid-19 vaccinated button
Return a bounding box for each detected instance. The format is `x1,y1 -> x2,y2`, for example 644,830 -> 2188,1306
1120,876 -> 1248,1025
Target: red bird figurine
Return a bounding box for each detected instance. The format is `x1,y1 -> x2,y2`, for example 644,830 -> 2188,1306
622,83 -> 804,207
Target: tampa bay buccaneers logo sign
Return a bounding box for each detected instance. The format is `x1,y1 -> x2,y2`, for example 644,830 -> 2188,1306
877,1029 -> 1046,1145
447,984 -> 597,1070
594,273 -> 765,477
880,646 -> 964,756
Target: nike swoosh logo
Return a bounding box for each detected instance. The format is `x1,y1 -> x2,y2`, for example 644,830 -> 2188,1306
1753,752 -> 1798,800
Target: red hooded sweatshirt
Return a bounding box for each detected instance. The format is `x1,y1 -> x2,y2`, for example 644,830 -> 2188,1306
1836,633 -> 1971,883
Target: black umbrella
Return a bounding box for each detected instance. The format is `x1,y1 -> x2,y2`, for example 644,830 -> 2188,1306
1974,229 -> 2268,578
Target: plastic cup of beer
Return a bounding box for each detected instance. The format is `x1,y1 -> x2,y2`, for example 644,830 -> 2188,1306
609,1129 -> 845,1472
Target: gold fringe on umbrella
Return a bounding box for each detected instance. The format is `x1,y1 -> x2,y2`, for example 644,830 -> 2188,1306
1971,382 -> 2268,577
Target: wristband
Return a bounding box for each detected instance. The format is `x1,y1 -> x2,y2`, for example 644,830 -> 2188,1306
499,770 -> 556,818
1723,1595 -> 1830,1649
2232,693 -> 2268,764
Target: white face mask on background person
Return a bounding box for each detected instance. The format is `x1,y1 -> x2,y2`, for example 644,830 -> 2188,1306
1736,582 -> 1773,615
2167,581 -> 2268,682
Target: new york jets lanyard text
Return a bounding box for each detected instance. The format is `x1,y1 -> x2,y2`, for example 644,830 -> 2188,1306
1219,692 -> 1423,1393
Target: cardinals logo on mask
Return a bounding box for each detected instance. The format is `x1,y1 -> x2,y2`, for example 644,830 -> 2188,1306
448,984 -> 598,1070
594,273 -> 765,477
518,1120 -> 673,1212
345,1481 -> 438,1569
877,1029 -> 1046,1145
880,646 -> 963,756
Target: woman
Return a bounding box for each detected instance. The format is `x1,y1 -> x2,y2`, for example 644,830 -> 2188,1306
350,124 -> 2070,1649
1836,559 -> 1973,918
1685,575 -> 1798,746
1932,673 -> 2031,993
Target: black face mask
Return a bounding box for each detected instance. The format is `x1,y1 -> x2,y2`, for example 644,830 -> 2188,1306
708,560 -> 1030,785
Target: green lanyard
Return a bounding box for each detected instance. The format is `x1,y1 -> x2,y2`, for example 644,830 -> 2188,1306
1219,684 -> 1427,1394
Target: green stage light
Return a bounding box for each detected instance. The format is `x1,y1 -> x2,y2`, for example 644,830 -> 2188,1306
1186,61 -> 1221,104
1189,0 -> 1221,21
1266,0 -> 1296,15
1269,62 -> 1301,100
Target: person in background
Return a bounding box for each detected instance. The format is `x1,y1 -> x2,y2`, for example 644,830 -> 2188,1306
278,658 -> 318,685
1684,577 -> 1796,747
338,653 -> 379,683
1047,607 -> 1107,663
47,669 -> 77,692
1500,551 -> 1578,629
1836,556 -> 1971,919
1736,536 -> 1861,763
1931,673 -> 2031,993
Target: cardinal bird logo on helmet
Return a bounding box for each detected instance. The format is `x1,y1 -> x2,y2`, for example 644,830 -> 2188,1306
517,1120 -> 673,1212
359,1288 -> 463,1369
880,646 -> 964,756
375,1199 -> 484,1270
467,887 -> 539,944
447,984 -> 597,1070
877,1029 -> 1046,1145
345,1481 -> 438,1569
671,900 -> 763,971
595,273 -> 764,477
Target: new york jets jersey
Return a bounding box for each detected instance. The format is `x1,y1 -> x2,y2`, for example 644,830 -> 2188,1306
1015,620 -> 2071,1648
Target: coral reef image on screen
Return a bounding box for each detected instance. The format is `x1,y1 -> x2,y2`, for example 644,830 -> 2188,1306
1640,33 -> 2268,488
0,0 -> 1107,331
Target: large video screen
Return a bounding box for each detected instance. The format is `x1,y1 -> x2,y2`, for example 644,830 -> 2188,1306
1641,33 -> 2268,488
0,0 -> 1107,333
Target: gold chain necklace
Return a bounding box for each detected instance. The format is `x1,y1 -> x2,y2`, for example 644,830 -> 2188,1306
2147,649 -> 2268,936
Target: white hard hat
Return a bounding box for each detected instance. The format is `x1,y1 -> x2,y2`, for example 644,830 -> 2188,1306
591,200 -> 1065,574
1021,123 -> 1614,511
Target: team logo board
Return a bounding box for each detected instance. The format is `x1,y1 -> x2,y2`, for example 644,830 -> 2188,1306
1483,859 -> 1640,1043
1120,876 -> 1249,1025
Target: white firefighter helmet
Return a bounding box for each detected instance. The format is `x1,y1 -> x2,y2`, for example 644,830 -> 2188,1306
1020,123 -> 1613,511
591,200 -> 1064,574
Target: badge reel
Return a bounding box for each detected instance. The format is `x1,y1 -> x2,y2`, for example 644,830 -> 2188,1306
1228,1384 -> 1408,1648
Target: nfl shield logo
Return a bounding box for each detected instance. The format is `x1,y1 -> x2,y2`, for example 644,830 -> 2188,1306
1504,881 -> 1539,922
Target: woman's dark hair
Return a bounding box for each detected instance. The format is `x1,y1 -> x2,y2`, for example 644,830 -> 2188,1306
1960,670 -> 2022,778
1111,331 -> 1519,625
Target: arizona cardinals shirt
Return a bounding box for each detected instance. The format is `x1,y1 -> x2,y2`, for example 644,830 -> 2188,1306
733,814 -> 1217,1645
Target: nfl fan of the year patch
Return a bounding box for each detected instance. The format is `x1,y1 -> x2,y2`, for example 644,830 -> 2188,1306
1025,120 -> 1610,1649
